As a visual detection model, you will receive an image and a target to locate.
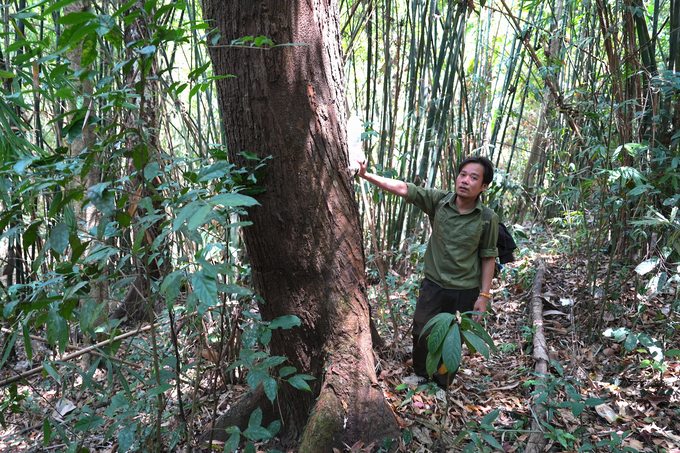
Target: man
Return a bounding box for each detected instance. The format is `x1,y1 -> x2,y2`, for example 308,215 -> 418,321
357,156 -> 498,387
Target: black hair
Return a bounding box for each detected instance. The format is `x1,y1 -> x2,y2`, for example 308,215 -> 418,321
457,156 -> 494,186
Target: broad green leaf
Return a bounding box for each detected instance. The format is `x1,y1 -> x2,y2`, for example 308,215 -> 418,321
23,220 -> 42,250
192,270 -> 217,313
13,157 -> 35,174
139,44 -> 156,55
224,432 -> 240,452
584,398 -> 604,406
635,257 -> 660,275
22,324 -> 32,362
551,359 -> 564,377
269,315 -> 301,330
246,368 -> 269,390
624,332 -> 638,351
186,203 -> 211,231
420,312 -> 454,340
263,377 -> 277,403
267,420 -> 281,437
173,201 -> 201,231
118,422 -> 138,453
104,393 -> 130,417
260,328 -> 272,345
466,318 -> 498,352
637,333 -> 664,362
146,383 -> 172,396
57,11 -> 97,25
248,407 -> 263,428
209,193 -> 259,208
50,223 -> 70,255
287,375 -> 314,392
81,32 -> 98,67
79,298 -> 98,332
481,408 -> 500,427
427,316 -> 450,354
461,330 -> 489,359
481,432 -> 503,449
43,419 -> 51,445
160,270 -> 184,301
571,402 -> 586,416
603,327 -> 630,342
46,309 -> 61,348
0,70 -> 15,78
74,415 -> 104,431
243,425 -> 272,441
665,349 -> 680,357
42,361 -> 61,384
261,356 -> 287,368
425,343 -> 443,377
279,366 -> 296,378
197,161 -> 231,181
88,183 -> 115,216
441,324 -> 462,376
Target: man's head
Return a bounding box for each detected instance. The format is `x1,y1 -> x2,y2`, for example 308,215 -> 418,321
455,156 -> 494,200
457,156 -> 494,185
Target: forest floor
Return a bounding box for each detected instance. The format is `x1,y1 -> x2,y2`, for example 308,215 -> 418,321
370,249 -> 680,452
0,241 -> 679,452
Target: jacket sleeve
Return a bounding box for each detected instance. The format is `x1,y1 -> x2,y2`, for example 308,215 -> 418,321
479,211 -> 499,258
405,183 -> 449,217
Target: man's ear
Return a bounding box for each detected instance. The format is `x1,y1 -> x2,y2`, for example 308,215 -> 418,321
481,183 -> 489,192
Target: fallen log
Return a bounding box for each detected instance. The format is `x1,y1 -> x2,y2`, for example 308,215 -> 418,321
525,257 -> 550,453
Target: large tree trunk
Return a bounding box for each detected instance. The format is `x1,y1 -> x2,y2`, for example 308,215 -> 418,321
203,0 -> 400,451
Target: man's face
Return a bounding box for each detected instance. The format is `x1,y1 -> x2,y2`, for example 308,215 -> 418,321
455,163 -> 488,201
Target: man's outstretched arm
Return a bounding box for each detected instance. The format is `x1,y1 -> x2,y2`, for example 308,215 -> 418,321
356,159 -> 408,198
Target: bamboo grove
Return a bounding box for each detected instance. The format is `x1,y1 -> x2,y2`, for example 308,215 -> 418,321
0,0 -> 678,449
342,0 -> 680,333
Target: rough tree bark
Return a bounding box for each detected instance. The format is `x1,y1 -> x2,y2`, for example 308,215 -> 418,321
203,0 -> 400,451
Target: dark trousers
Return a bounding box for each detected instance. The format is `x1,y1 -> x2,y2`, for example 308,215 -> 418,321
412,278 -> 478,383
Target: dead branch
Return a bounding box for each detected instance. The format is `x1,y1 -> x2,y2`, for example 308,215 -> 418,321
525,257 -> 550,453
0,324 -> 154,387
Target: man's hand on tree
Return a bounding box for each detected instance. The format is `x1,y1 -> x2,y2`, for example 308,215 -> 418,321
357,159 -> 367,178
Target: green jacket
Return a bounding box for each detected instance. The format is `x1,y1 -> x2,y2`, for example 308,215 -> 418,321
406,183 -> 499,290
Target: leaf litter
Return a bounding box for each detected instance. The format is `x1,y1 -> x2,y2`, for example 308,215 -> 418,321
369,250 -> 680,452
0,247 -> 678,452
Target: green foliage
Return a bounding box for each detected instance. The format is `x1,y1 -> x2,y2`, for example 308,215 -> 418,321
0,0 -> 293,450
420,312 -> 498,378
454,408 -> 504,452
